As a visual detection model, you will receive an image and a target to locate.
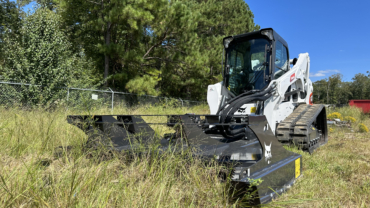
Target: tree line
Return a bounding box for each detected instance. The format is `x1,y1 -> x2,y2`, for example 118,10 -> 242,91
312,72 -> 370,104
0,0 -> 259,101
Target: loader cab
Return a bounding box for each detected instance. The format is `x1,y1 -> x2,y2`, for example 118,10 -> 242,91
223,28 -> 289,97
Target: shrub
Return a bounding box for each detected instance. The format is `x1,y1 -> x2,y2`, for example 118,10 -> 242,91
335,106 -> 363,123
328,112 -> 343,121
359,123 -> 369,133
345,116 -> 356,123
0,8 -> 95,106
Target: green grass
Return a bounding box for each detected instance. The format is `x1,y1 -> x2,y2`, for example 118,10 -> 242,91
0,105 -> 370,207
274,106 -> 370,207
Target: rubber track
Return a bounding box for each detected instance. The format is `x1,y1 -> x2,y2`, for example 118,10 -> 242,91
276,104 -> 325,151
276,104 -> 311,142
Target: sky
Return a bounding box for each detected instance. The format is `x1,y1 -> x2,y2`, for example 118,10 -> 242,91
247,0 -> 370,82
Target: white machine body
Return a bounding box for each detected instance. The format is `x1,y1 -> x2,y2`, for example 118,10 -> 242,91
207,53 -> 313,135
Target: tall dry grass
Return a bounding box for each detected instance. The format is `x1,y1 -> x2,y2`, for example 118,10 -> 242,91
0,104 -> 370,207
0,105 -> 247,207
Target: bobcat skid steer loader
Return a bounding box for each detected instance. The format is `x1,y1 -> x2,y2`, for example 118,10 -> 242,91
67,28 -> 328,205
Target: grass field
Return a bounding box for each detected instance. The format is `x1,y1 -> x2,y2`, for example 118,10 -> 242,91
0,104 -> 369,207
274,107 -> 370,207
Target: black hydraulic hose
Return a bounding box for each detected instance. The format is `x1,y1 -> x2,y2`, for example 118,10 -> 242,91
222,127 -> 246,140
219,94 -> 272,140
218,86 -> 273,118
220,92 -> 272,123
216,86 -> 274,140
217,87 -> 272,115
217,89 -> 260,114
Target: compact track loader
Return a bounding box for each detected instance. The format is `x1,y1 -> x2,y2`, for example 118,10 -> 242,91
68,28 -> 328,205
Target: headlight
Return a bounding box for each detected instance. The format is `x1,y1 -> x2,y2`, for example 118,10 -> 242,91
261,29 -> 273,40
223,37 -> 233,48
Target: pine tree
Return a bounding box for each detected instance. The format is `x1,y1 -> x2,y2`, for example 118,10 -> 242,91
58,0 -> 168,87
158,0 -> 260,99
58,0 -> 259,100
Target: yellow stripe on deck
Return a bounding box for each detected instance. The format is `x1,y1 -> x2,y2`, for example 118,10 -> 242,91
295,158 -> 301,178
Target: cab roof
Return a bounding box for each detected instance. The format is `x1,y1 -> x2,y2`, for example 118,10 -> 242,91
223,28 -> 288,48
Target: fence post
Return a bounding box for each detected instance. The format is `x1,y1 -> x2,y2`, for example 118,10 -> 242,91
179,98 -> 183,107
109,88 -> 114,112
66,88 -> 70,110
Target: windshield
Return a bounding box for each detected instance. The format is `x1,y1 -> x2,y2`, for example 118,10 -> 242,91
225,38 -> 270,96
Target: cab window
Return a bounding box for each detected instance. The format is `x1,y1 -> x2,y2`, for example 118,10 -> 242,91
274,41 -> 288,79
226,38 -> 270,95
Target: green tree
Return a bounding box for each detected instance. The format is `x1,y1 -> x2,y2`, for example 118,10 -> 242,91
189,0 -> 259,98
58,0 -> 167,87
312,74 -> 347,104
312,79 -> 327,103
135,0 -> 199,97
58,0 -> 259,99
327,74 -> 342,104
1,7 -> 94,104
133,0 -> 260,99
113,0 -> 198,96
338,81 -> 352,104
351,73 -> 370,100
312,72 -> 370,104
0,0 -> 21,66
194,0 -> 260,79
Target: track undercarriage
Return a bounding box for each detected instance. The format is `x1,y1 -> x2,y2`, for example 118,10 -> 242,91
276,104 -> 328,153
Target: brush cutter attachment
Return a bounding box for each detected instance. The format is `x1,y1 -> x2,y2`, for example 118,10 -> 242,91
67,114 -> 302,205
67,115 -> 156,150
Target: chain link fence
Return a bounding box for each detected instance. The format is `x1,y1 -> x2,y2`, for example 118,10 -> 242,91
0,80 -> 206,110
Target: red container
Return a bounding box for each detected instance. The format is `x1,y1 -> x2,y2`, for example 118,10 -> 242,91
349,100 -> 370,114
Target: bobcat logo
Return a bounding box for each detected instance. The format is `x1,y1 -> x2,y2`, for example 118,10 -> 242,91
264,142 -> 272,164
237,107 -> 246,113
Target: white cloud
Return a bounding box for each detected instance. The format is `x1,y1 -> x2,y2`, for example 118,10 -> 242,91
310,70 -> 340,78
311,72 -> 326,77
